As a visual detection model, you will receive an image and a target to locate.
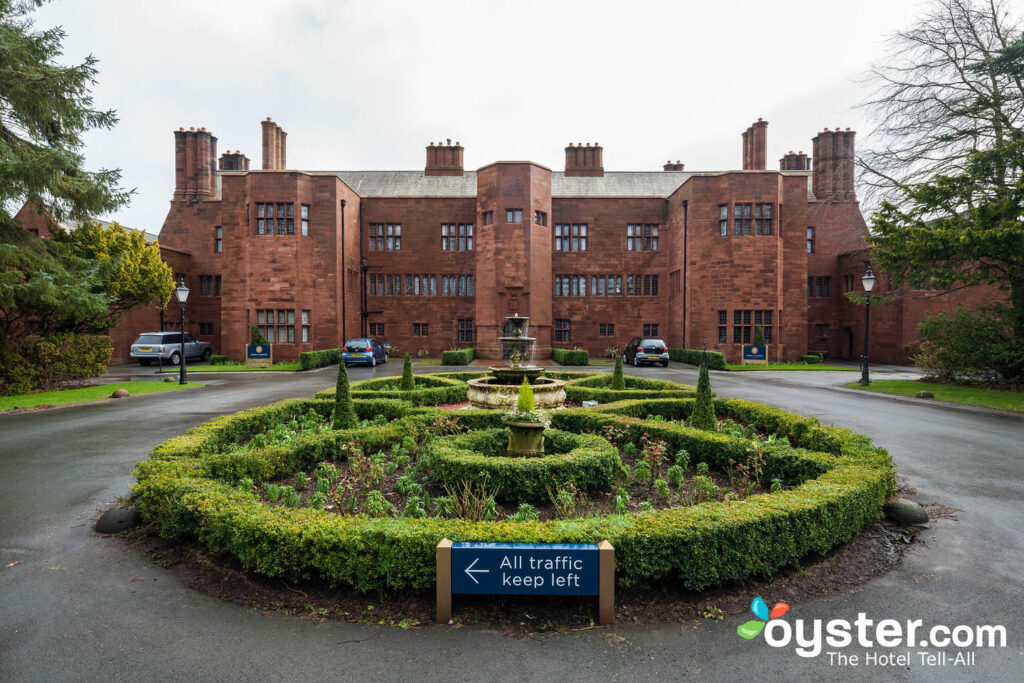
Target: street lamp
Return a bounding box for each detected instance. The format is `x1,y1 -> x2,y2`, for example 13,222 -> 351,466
174,277 -> 190,385
859,261 -> 876,386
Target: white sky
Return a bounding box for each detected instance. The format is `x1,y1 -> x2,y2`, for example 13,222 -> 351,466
35,0 -> 928,234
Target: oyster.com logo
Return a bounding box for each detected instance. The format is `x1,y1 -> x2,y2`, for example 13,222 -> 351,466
737,597 -> 789,640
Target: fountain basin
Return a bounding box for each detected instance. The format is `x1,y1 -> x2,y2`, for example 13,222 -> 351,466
466,376 -> 567,410
489,365 -> 543,385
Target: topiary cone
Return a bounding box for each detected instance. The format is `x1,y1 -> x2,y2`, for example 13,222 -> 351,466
517,376 -> 535,413
611,353 -> 625,390
401,352 -> 415,391
690,349 -> 717,431
332,362 -> 357,429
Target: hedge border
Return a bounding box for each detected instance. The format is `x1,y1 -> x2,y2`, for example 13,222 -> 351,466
668,348 -> 727,370
315,375 -> 468,406
561,373 -> 697,403
133,372 -> 896,593
427,428 -> 623,502
299,348 -> 341,370
551,348 -> 590,365
441,348 -> 475,365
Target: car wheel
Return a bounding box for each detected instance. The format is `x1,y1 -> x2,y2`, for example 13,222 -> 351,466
661,360 -> 669,367
139,359 -> 151,367
633,355 -> 640,367
201,348 -> 212,362
370,355 -> 376,368
169,352 -> 181,366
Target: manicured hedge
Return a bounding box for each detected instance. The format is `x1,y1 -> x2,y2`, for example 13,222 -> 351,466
427,428 -> 623,502
299,348 -> 341,370
798,354 -> 822,365
668,348 -> 727,370
133,371 -> 896,594
441,348 -> 474,365
563,374 -> 696,403
315,375 -> 468,406
208,355 -> 230,365
551,348 -> 589,365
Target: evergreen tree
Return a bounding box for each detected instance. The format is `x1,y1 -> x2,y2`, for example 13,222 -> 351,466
610,353 -> 626,390
690,351 -> 717,431
401,352 -> 415,391
516,376 -> 535,413
332,362 -> 357,430
753,325 -> 766,347
250,325 -> 268,346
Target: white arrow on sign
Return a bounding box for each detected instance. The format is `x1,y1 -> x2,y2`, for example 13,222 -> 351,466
463,557 -> 490,584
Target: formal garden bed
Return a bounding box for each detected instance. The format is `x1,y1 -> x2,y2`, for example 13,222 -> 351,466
133,369 -> 896,597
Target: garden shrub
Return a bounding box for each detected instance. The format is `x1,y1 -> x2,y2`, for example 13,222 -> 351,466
668,348 -> 727,370
250,325 -> 269,346
797,354 -> 822,365
133,371 -> 896,594
690,355 -> 717,430
401,353 -> 415,390
332,363 -> 357,429
208,354 -> 230,366
317,375 -> 468,406
0,333 -> 112,394
299,348 -> 340,370
551,348 -> 589,365
914,306 -> 1022,385
562,374 -> 695,403
441,348 -> 474,365
610,353 -> 625,390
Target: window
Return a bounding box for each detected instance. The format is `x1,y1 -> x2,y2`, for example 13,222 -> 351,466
442,224 -> 474,251
807,277 -> 814,297
815,324 -> 830,338
734,204 -> 752,235
481,210 -> 494,225
506,208 -> 523,224
413,323 -> 429,336
643,324 -> 659,337
256,203 -> 294,235
554,319 -> 570,343
440,275 -> 469,296
369,323 -> 385,336
534,210 -> 547,226
199,275 -> 211,296
754,203 -> 773,235
642,275 -> 659,296
198,322 -> 214,335
369,223 -> 401,250
809,276 -> 831,297
807,227 -> 815,254
301,310 -> 310,343
719,205 -> 728,237
215,275 -> 221,296
554,224 -> 588,251
733,310 -> 773,344
718,310 -> 727,344
370,274 -> 385,296
599,323 -> 615,337
301,205 -> 309,236
457,318 -> 474,343
256,308 -> 295,343
627,223 -> 659,251
731,203 -> 774,236
214,226 -> 222,252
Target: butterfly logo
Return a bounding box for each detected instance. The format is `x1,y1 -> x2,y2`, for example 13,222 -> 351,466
737,597 -> 789,639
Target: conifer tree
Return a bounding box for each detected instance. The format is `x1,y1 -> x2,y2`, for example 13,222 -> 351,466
610,352 -> 626,390
332,362 -> 357,429
516,376 -> 535,413
401,352 -> 415,391
753,325 -> 766,348
690,349 -> 717,431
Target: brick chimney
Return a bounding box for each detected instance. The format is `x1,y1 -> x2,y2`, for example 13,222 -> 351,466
261,118 -> 287,170
662,160 -> 685,171
425,139 -> 464,176
219,150 -> 250,171
564,142 -> 604,177
779,150 -> 810,171
811,128 -> 856,201
173,126 -> 218,201
741,118 -> 768,170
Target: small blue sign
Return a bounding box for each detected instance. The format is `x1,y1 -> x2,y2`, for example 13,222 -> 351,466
743,345 -> 766,361
247,344 -> 271,359
451,542 -> 599,596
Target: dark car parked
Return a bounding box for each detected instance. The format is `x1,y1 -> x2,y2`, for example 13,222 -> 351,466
623,337 -> 669,367
342,337 -> 389,367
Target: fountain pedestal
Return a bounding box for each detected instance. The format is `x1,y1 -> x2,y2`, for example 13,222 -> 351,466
504,420 -> 547,457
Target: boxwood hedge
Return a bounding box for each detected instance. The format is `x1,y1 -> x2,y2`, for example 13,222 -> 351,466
299,348 -> 341,370
315,375 -> 468,406
133,372 -> 895,594
441,348 -> 474,365
669,348 -> 727,370
561,374 -> 697,403
551,348 -> 590,365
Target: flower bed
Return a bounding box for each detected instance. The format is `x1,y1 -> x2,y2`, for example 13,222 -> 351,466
133,372 -> 895,593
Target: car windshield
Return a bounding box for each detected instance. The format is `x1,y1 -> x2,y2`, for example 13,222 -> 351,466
344,339 -> 371,348
641,339 -> 666,347
135,334 -> 162,344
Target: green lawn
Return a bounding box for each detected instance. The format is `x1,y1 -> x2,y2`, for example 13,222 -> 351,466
844,379 -> 1023,412
414,358 -> 445,366
0,381 -> 203,411
158,362 -> 303,372
726,363 -> 857,371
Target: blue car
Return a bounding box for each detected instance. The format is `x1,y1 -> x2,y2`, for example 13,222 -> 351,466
342,337 -> 389,367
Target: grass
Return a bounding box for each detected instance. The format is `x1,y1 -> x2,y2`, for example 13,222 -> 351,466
0,381 -> 203,411
726,363 -> 857,371
158,362 -> 303,372
844,379 -> 1023,412
414,358 -> 445,366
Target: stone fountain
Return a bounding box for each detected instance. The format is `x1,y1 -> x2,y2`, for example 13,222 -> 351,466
466,315 -> 567,410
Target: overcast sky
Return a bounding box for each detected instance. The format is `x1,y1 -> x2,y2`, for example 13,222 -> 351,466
36,0 -> 928,234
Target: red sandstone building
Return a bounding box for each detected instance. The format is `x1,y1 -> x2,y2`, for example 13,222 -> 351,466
15,116 -> 988,364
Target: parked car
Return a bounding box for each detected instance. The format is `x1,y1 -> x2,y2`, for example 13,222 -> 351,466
342,337 -> 389,367
130,332 -> 211,366
623,337 -> 669,367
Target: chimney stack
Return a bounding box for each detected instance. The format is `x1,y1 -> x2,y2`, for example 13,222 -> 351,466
811,128 -> 856,201
173,126 -> 218,202
564,142 -> 604,177
741,118 -> 768,170
261,118 -> 287,170
779,150 -> 810,171
662,160 -> 685,171
425,139 -> 464,176
219,150 -> 250,171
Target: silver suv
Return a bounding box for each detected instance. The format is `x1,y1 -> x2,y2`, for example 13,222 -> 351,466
130,332 -> 211,366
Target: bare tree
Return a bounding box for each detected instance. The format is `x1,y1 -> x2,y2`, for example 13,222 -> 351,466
858,0 -> 1024,207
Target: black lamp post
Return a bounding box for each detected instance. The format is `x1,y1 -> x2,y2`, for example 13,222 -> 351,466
859,261 -> 876,386
174,277 -> 190,385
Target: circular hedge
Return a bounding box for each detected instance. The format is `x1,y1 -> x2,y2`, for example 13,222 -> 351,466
315,374 -> 468,406
427,428 -> 623,502
133,372 -> 895,593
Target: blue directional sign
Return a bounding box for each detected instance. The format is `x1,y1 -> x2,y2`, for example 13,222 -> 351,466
743,345 -> 767,361
247,344 -> 271,359
451,542 -> 599,596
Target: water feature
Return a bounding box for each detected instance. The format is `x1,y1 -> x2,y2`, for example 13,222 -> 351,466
465,314 -> 567,411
